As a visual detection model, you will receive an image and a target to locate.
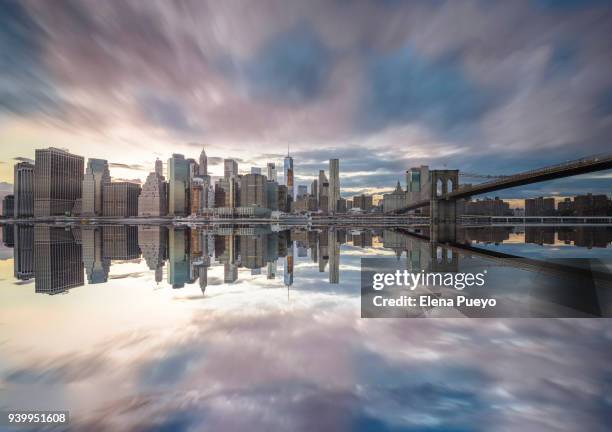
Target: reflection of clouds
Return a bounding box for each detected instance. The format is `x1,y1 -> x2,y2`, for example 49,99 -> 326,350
3,298 -> 611,431
2,232 -> 612,431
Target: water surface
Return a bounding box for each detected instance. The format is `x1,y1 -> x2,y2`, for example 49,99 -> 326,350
1,224 -> 611,431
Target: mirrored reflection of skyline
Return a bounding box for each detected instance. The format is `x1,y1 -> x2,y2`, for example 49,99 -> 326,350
1,223 -> 612,430
1,224 -> 611,297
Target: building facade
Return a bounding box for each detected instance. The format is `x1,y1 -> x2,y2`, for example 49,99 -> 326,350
328,158 -> 340,213
224,159 -> 238,179
240,173 -> 267,208
353,194 -> 373,211
14,161 -> 34,218
34,148 -> 84,217
3,195 -> 14,218
82,158 -> 110,216
138,172 -> 168,216
284,155 -> 294,198
525,197 -> 555,216
383,181 -> 407,213
103,182 -> 141,217
168,154 -> 190,216
267,163 -> 277,182
318,170 -> 329,213
406,165 -> 431,204
199,149 -> 208,176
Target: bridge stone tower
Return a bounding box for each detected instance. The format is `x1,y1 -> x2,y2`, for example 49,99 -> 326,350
430,170 -> 459,243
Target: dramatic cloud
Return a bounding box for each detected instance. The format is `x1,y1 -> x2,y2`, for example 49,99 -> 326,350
0,0 -> 611,194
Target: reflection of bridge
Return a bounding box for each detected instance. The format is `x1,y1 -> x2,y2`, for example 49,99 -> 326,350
394,227 -> 612,285
460,215 -> 612,227
394,153 -> 612,242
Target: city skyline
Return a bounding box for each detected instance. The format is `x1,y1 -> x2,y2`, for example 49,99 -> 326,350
2,1 -> 612,203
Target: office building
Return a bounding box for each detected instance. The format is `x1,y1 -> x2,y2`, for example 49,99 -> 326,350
292,195 -> 317,213
464,198 -> 511,216
14,161 -> 34,218
525,197 -> 555,216
155,158 -> 163,177
251,167 -> 262,175
278,185 -> 289,213
318,170 -> 329,213
267,163 -> 277,182
199,148 -> 208,176
353,194 -> 373,211
383,181 -> 407,213
168,154 -> 190,216
267,181 -> 279,211
328,158 -> 340,213
190,177 -> 206,215
3,195 -> 14,218
297,185 -> 308,199
224,159 -> 238,179
34,147 -> 84,217
311,179 -> 318,207
406,165 -> 430,204
138,171 -> 168,216
573,194 -> 611,216
240,173 -> 267,208
102,182 -> 141,217
82,158 -> 110,216
284,155 -> 294,198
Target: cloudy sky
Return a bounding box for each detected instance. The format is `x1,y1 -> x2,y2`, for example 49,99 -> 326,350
1,0 -> 611,199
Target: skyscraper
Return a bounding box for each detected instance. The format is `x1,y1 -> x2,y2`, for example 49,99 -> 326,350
155,158 -> 163,177
297,185 -> 308,199
267,163 -> 277,182
2,195 -> 14,218
284,155 -> 294,198
138,171 -> 168,216
82,158 -> 110,216
102,182 -> 141,217
406,165 -> 430,205
240,173 -> 267,208
329,158 -> 340,213
168,154 -> 190,216
14,161 -> 34,218
34,147 -> 84,217
224,159 -> 238,179
199,148 -> 208,176
318,170 -> 329,212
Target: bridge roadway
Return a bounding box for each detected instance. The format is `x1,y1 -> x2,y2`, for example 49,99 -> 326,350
396,153 -> 612,213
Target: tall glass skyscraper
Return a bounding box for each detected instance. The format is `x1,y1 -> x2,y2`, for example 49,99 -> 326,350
168,154 -> 190,216
284,155 -> 294,198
